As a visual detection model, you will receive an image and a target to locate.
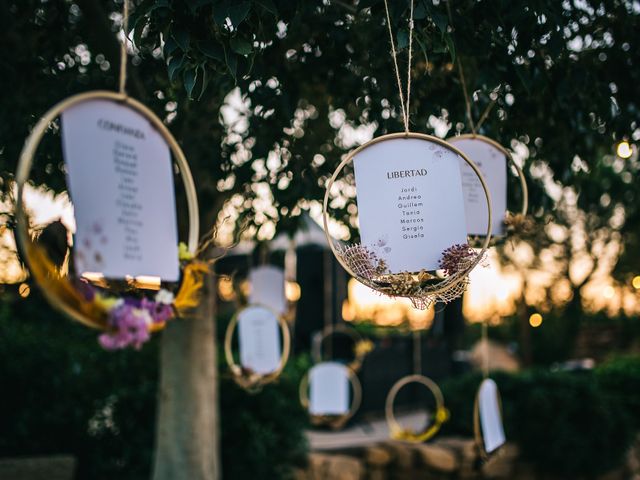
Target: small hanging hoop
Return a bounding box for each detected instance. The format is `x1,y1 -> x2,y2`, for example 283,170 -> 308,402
385,374 -> 449,443
322,132 -> 492,307
473,379 -> 505,460
313,324 -> 372,373
299,364 -> 362,430
447,133 -> 528,242
14,91 -> 200,330
224,304 -> 291,391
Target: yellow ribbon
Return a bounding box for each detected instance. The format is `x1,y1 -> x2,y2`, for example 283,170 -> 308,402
173,260 -> 209,316
391,407 -> 450,443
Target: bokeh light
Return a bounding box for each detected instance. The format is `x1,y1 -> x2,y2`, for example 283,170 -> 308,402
529,313 -> 543,328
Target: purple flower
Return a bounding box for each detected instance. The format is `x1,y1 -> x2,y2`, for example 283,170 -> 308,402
439,243 -> 476,276
98,303 -> 151,351
140,297 -> 174,324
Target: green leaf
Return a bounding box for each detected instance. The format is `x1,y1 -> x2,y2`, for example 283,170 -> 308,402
212,4 -> 228,26
163,37 -> 178,57
225,49 -> 238,80
444,33 -> 456,63
167,54 -> 185,82
432,12 -> 448,35
183,67 -> 198,99
230,36 -> 252,56
198,63 -> 208,100
198,40 -> 223,60
413,1 -> 428,20
397,29 -> 409,50
172,29 -> 190,51
254,0 -> 277,15
414,34 -> 429,64
228,1 -> 251,27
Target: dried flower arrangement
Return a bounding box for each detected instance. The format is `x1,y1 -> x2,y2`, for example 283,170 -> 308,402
337,240 -> 485,310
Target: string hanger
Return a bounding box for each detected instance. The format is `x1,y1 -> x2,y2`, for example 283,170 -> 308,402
413,329 -> 421,376
444,0 -> 498,136
382,0 -> 415,134
119,0 -> 130,95
481,320 -> 489,379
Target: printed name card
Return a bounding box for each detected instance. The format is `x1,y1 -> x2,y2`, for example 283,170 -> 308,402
249,266 -> 287,315
478,378 -> 506,453
238,306 -> 282,375
353,137 -> 468,272
309,362 -> 350,415
62,99 -> 179,281
449,137 -> 507,237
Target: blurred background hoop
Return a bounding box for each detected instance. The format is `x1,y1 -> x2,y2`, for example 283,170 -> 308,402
224,304 -> 291,391
299,364 -> 362,430
385,374 -> 449,443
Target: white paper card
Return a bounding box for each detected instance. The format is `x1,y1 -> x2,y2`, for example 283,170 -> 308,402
478,378 -> 506,453
62,99 -> 179,281
309,362 -> 350,415
353,137 -> 468,272
449,137 -> 507,236
249,266 -> 287,315
238,306 -> 282,375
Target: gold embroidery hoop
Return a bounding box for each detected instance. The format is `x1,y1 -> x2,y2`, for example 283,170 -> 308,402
299,362 -> 363,430
473,378 -> 505,460
14,90 -> 200,330
385,374 -> 449,443
224,304 -> 291,391
322,132 -> 492,308
447,133 -> 529,244
313,323 -> 372,373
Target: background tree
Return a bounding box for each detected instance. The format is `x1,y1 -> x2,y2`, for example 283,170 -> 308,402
1,0 -> 639,479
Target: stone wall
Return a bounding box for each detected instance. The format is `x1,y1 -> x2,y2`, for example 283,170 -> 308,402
295,435 -> 640,480
0,455 -> 76,480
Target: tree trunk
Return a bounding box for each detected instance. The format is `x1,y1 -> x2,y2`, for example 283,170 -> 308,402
152,272 -> 220,480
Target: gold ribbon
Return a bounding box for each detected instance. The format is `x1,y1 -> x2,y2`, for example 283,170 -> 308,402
174,260 -> 210,316
390,406 -> 450,443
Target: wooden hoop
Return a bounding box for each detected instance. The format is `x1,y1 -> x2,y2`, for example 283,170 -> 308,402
299,362 -> 362,430
224,304 -> 291,391
14,91 -> 199,329
313,323 -> 369,373
322,132 -> 492,297
473,378 -> 505,460
447,133 -> 529,239
385,374 -> 449,443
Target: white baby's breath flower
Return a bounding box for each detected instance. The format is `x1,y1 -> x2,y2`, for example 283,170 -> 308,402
134,308 -> 153,326
155,289 -> 175,305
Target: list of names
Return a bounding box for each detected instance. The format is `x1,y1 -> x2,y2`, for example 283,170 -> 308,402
397,185 -> 425,241
113,140 -> 144,262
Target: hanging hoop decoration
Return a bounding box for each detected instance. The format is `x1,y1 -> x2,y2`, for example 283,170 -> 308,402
313,324 -> 374,373
385,374 -> 449,443
322,132 -> 492,310
299,362 -> 362,430
448,134 -> 531,244
473,378 -> 506,460
14,90 -> 204,350
224,304 -> 291,392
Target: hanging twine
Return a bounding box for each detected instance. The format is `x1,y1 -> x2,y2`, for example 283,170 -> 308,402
445,0 -> 499,136
382,0 -> 415,134
119,0 -> 130,95
413,329 -> 422,376
481,320 -> 489,379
